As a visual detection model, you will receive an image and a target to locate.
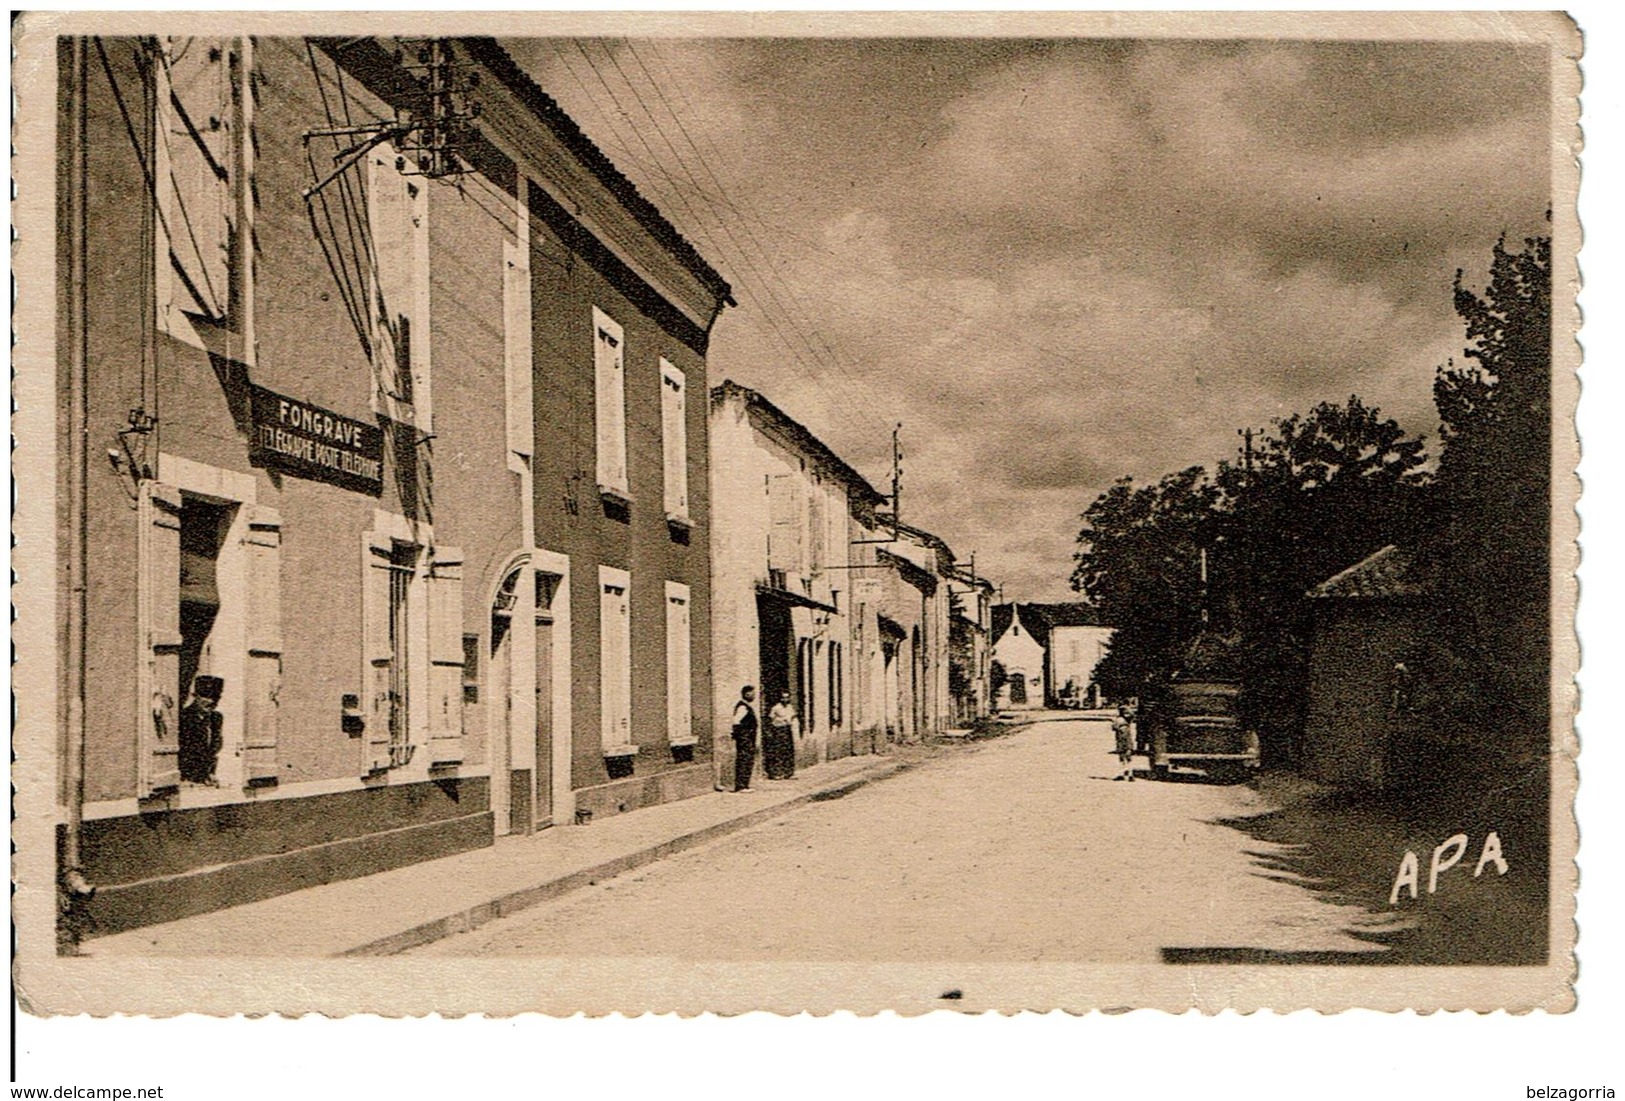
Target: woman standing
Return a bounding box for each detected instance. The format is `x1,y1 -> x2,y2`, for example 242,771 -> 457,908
764,691 -> 799,780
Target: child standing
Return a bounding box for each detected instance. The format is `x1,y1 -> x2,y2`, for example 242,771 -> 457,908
1110,704 -> 1136,782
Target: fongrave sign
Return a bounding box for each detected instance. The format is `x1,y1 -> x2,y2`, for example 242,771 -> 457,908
248,385 -> 385,496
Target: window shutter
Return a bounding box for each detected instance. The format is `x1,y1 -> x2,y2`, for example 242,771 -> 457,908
665,586 -> 692,745
593,309 -> 626,493
425,546 -> 466,764
361,536 -> 396,774
767,474 -> 804,576
368,152 -> 413,418
599,575 -> 631,748
160,36 -> 231,322
661,362 -> 687,516
241,505 -> 283,782
503,240 -> 533,458
139,482 -> 185,795
809,483 -> 825,577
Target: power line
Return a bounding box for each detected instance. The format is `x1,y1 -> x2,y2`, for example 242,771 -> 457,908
557,39 -> 893,442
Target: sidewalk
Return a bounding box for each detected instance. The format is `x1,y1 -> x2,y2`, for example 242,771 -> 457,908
86,751 -> 909,958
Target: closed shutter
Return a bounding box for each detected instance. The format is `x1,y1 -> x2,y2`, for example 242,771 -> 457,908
241,505 -> 283,782
593,309 -> 626,493
665,584 -> 692,745
361,535 -> 396,774
159,36 -> 231,323
767,474 -> 804,576
661,362 -> 687,516
808,482 -> 825,576
425,546 -> 466,764
503,239 -> 533,458
600,574 -> 631,748
139,482 -> 184,796
368,152 -> 413,418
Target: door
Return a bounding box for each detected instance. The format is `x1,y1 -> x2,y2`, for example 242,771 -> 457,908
533,571 -> 559,828
757,595 -> 793,709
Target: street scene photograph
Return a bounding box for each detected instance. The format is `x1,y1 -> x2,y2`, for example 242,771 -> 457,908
14,12 -> 1577,1022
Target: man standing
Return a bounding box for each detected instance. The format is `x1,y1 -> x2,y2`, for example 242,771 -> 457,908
179,674 -> 224,785
731,685 -> 759,791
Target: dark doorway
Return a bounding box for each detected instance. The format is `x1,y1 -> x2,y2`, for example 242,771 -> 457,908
757,595 -> 794,711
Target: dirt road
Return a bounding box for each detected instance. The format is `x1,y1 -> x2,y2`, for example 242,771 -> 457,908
412,720 -> 1398,961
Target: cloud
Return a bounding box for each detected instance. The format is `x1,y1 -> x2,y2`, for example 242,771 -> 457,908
510,35 -> 1551,601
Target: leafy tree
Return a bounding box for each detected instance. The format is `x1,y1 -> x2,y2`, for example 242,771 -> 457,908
1072,398 -> 1428,760
1426,232 -> 1551,765
1213,397 -> 1430,759
1071,466 -> 1219,702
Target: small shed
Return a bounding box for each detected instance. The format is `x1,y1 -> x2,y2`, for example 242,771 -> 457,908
1301,545 -> 1433,788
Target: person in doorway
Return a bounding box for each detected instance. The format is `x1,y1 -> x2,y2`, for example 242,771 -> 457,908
764,691 -> 798,780
1111,703 -> 1136,782
731,685 -> 759,791
178,674 -> 224,785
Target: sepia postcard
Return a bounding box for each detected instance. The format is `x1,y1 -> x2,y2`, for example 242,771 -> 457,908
10,9 -> 1581,1019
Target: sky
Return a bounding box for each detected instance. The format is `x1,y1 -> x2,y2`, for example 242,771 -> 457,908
505,32 -> 1552,602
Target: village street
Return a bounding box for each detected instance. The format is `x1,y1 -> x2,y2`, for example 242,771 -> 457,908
412,720 -> 1398,962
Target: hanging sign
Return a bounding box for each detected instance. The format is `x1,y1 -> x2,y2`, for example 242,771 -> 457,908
248,385 -> 385,496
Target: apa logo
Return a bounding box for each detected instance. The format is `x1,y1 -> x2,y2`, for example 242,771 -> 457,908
1388,832 -> 1508,905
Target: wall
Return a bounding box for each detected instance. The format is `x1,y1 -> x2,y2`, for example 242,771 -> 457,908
527,184 -> 713,805
1302,601 -> 1421,788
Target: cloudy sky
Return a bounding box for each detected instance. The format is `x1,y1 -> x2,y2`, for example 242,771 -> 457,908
507,34 -> 1551,601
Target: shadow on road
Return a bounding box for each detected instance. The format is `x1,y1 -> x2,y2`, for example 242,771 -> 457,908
1180,766 -> 1550,965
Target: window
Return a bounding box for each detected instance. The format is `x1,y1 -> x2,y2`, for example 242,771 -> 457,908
829,641 -> 843,727
660,360 -> 688,519
599,567 -> 632,750
767,473 -> 805,579
808,476 -> 825,577
368,149 -> 430,427
462,634 -> 481,704
665,582 -> 693,745
138,458 -> 279,796
153,36 -> 251,348
361,531 -> 465,773
504,181 -> 533,459
593,308 -> 627,497
797,639 -> 817,733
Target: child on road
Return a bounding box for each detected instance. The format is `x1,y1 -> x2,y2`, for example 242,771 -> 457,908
1110,704 -> 1136,782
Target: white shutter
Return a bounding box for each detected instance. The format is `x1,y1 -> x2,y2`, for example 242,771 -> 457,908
503,239 -> 533,458
368,152 -> 413,419
599,570 -> 631,748
361,535 -> 395,774
767,474 -> 805,576
660,361 -> 687,517
241,505 -> 283,782
139,482 -> 184,796
425,546 -> 466,764
665,583 -> 692,745
593,308 -> 626,493
160,36 -> 231,321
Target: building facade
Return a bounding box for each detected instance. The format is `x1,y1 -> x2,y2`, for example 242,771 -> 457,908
56,35 -> 730,939
708,382 -> 889,783
991,604 -> 1047,710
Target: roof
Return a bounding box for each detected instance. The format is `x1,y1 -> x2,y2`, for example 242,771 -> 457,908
463,38 -> 735,306
1309,545 -> 1431,600
712,381 -> 889,507
991,602 -> 1104,647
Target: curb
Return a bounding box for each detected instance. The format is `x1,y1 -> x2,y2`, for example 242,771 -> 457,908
340,758 -> 911,957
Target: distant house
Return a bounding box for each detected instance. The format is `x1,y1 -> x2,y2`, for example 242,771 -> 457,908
991,602 -> 1110,710
1301,545 -> 1433,788
990,604 -> 1045,709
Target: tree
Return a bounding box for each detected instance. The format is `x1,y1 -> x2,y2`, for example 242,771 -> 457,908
1427,232 -> 1552,764
1071,466 -> 1219,702
1072,398 -> 1428,760
1213,397 -> 1429,759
